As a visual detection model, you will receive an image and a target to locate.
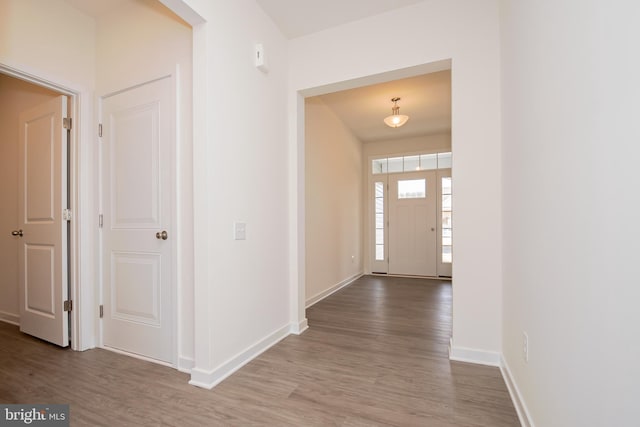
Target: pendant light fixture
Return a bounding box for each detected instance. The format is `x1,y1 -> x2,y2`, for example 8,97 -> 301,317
384,97 -> 409,128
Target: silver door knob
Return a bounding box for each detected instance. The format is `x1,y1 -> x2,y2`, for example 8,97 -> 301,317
11,229 -> 23,237
156,230 -> 168,240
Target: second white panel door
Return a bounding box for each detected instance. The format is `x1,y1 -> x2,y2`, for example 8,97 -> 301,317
388,171 -> 437,276
101,76 -> 174,364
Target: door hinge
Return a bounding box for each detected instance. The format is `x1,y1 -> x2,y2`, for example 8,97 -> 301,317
63,118 -> 72,130
99,305 -> 104,318
98,123 -> 103,138
63,209 -> 72,221
99,214 -> 103,228
64,300 -> 72,312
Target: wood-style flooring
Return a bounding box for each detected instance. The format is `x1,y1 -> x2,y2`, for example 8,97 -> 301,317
0,275 -> 519,426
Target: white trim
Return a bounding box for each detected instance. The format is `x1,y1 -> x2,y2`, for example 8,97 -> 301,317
188,323 -> 291,390
0,311 -> 19,326
500,355 -> 535,427
448,337 -> 501,367
289,318 -> 308,335
305,273 -> 363,308
159,0 -> 206,25
177,356 -> 195,374
0,63 -> 86,351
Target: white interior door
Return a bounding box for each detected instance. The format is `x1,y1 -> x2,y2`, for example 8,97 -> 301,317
101,76 -> 174,364
17,95 -> 69,347
388,171 -> 437,276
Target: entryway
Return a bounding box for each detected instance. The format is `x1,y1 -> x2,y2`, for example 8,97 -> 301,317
388,170 -> 437,276
370,153 -> 453,278
0,72 -> 74,348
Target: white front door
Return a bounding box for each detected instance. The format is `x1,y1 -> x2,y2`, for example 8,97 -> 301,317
17,95 -> 69,347
388,171 -> 437,276
101,76 -> 174,364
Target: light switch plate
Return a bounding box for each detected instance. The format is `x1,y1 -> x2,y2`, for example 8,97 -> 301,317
255,43 -> 267,72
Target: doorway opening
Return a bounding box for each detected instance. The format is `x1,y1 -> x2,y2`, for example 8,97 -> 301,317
302,62 -> 452,312
0,68 -> 79,349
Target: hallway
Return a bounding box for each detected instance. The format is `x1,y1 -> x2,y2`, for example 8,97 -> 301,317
0,276 -> 518,426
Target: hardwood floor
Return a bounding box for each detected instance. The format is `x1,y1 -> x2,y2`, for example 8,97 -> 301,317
0,275 -> 519,426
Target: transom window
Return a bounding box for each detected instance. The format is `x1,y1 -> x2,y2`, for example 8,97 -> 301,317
372,152 -> 451,175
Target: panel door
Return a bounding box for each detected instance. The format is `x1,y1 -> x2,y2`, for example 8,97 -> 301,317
388,171 -> 437,276
18,95 -> 69,347
101,77 -> 174,364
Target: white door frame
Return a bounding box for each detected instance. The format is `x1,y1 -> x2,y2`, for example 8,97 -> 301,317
0,63 -> 85,350
365,152 -> 449,277
293,61 -> 453,331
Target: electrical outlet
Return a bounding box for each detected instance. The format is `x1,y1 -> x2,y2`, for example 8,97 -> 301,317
523,332 -> 529,363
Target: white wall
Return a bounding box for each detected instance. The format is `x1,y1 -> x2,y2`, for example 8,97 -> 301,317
501,1 -> 640,425
95,0 -> 194,372
0,0 -> 97,349
0,74 -> 60,325
0,0 -> 95,88
176,0 -> 292,388
363,134 -> 451,159
305,97 -> 363,306
289,0 -> 503,360
362,133 -> 451,274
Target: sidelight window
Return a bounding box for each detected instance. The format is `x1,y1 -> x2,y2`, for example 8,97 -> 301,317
441,176 -> 452,263
374,182 -> 385,261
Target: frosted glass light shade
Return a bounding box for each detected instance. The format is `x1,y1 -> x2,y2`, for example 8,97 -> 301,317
384,114 -> 409,128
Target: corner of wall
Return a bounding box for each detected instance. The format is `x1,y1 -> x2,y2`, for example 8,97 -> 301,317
188,323 -> 291,389
448,337 -> 501,367
500,354 -> 535,427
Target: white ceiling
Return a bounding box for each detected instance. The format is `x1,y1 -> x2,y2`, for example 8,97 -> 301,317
316,71 -> 451,143
62,0 -> 450,143
255,0 -> 426,39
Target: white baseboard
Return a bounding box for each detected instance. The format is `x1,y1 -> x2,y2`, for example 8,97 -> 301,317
177,356 -> 195,373
0,311 -> 19,326
188,323 -> 291,389
290,318 -> 308,335
305,272 -> 363,308
500,355 -> 535,427
448,338 -> 501,367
